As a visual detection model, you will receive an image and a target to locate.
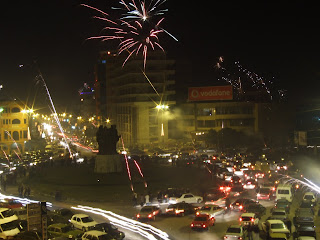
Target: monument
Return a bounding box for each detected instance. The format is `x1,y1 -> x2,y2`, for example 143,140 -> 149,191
94,125 -> 123,173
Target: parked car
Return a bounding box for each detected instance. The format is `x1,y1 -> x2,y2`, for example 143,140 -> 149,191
302,192 -> 316,204
299,201 -> 315,215
70,214 -> 98,231
223,225 -> 247,240
261,219 -> 290,238
190,214 -> 215,231
243,203 -> 266,218
269,208 -> 288,221
294,225 -> 316,240
269,233 -> 288,240
165,203 -> 195,216
173,193 -> 203,204
196,204 -> 224,217
82,230 -> 114,240
88,223 -> 125,240
136,206 -> 161,220
294,208 -> 314,227
48,223 -> 83,239
273,199 -> 290,213
239,212 -> 259,228
231,198 -> 258,211
231,176 -> 242,184
12,207 -> 27,221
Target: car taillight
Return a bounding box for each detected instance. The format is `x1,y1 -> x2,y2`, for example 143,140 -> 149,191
238,237 -> 242,240
251,218 -> 254,222
239,217 -> 242,221
136,214 -> 140,218
220,187 -> 224,190
191,223 -> 194,227
239,205 -> 243,210
257,193 -> 261,197
202,224 -> 206,228
153,211 -> 156,215
226,187 -> 231,191
231,180 -> 233,183
239,180 -> 241,183
224,236 -> 227,239
148,214 -> 152,218
196,212 -> 200,215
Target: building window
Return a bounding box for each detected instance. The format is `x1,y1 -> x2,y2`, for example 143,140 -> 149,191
12,131 -> 19,141
4,132 -> 8,140
5,119 -> 8,124
12,119 -> 21,124
23,130 -> 28,139
24,119 -> 26,124
2,120 -> 5,124
11,107 -> 20,113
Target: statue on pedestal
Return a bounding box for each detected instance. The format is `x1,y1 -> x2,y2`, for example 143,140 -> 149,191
96,125 -> 120,155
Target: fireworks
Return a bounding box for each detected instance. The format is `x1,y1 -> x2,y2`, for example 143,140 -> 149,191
215,56 -> 286,101
83,0 -> 177,69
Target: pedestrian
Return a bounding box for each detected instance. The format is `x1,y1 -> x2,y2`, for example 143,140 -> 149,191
247,225 -> 253,240
132,192 -> 138,206
145,193 -> 150,205
225,197 -> 231,214
140,194 -> 144,207
26,186 -> 31,198
285,219 -> 292,233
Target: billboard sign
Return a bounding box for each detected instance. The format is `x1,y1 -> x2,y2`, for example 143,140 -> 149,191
188,85 -> 233,101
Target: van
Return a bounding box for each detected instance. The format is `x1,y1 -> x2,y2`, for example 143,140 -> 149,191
276,184 -> 293,202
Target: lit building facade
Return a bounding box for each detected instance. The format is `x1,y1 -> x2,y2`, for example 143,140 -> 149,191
95,51 -> 176,147
0,101 -> 29,154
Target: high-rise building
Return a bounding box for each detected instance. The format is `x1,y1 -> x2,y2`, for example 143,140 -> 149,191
95,51 -> 176,147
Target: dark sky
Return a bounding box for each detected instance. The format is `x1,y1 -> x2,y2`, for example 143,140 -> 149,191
0,1 -> 319,108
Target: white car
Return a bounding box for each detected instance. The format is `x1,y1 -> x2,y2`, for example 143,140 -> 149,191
224,225 -> 247,240
196,204 -> 224,217
171,193 -> 203,204
243,180 -> 256,190
303,192 -> 316,203
239,212 -> 259,227
261,219 -> 290,237
70,214 -> 98,231
82,230 -> 110,240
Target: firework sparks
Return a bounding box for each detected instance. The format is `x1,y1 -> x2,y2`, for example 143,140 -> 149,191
215,57 -> 285,101
83,0 -> 177,69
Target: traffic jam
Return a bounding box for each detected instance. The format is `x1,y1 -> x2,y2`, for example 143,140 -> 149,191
133,153 -> 319,240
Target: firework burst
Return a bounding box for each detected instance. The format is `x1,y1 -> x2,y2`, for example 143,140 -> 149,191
83,0 -> 177,69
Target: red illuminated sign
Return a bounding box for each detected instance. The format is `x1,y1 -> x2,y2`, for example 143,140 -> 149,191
188,86 -> 233,101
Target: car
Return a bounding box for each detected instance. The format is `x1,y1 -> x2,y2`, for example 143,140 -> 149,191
82,230 -> 114,240
269,233 -> 288,240
299,201 -> 315,215
219,182 -> 233,194
231,198 -> 258,211
239,212 -> 259,228
12,207 -> 27,221
224,172 -> 234,182
302,192 -> 316,203
204,188 -> 226,206
255,170 -> 265,179
190,214 -> 215,231
261,219 -> 290,238
223,225 -> 247,240
297,237 -> 316,240
231,176 -> 242,184
173,193 -> 203,204
0,208 -> 18,221
294,225 -> 316,240
13,231 -> 42,240
0,199 -> 23,209
243,179 -> 256,190
47,223 -> 83,239
196,204 -> 224,217
269,208 -> 288,221
294,208 -> 314,227
70,214 -> 98,231
88,222 -> 125,240
273,199 -> 290,213
136,206 -> 161,220
165,203 -> 195,216
257,187 -> 273,200
243,203 -> 266,218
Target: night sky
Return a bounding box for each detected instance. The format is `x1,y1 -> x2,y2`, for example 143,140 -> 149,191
1,1 -> 319,109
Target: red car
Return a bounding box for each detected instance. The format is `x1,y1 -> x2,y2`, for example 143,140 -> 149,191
190,214 -> 215,231
0,199 -> 23,209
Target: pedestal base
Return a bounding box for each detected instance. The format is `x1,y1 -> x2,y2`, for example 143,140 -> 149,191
94,154 -> 123,173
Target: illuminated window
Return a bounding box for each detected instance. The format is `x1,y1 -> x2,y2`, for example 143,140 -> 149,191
12,119 -> 21,124
11,107 -> 20,113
